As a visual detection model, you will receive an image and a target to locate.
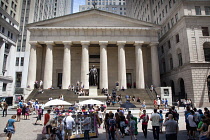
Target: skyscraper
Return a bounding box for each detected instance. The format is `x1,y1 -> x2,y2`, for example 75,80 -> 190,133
80,0 -> 126,16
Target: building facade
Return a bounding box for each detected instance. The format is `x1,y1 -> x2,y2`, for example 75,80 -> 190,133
79,0 -> 126,16
26,10 -> 160,96
0,0 -> 21,99
126,0 -> 210,107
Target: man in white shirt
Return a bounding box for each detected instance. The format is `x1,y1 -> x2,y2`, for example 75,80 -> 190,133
63,113 -> 75,140
150,109 -> 160,140
157,99 -> 161,109
187,110 -> 197,139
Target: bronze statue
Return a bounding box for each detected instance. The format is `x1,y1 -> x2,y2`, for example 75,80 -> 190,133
88,65 -> 98,86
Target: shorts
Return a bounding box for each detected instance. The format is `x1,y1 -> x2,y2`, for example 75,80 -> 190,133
65,129 -> 72,136
186,124 -> 190,131
190,127 -> 197,131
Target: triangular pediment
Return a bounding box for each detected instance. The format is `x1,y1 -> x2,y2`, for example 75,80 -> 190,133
27,9 -> 160,29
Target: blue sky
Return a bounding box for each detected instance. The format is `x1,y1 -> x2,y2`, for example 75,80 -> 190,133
73,0 -> 85,13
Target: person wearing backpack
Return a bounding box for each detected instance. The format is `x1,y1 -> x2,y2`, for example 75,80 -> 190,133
140,110 -> 149,138
108,113 -> 116,140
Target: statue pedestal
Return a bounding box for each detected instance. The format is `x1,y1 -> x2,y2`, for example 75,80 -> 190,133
89,86 -> 98,96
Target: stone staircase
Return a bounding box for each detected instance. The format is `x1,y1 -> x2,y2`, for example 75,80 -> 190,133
26,88 -> 155,109
26,89 -> 79,104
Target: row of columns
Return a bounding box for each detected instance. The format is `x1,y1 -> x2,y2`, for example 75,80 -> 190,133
27,41 -> 160,90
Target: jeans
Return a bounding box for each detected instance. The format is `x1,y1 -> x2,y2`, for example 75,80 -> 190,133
108,130 -> 115,140
3,109 -> 7,117
166,133 -> 177,140
152,126 -> 160,140
142,124 -> 148,138
84,130 -> 90,140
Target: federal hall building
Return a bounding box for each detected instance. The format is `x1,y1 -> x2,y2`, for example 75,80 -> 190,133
26,9 -> 161,91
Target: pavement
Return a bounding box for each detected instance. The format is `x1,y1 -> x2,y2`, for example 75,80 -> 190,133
0,107 -> 196,140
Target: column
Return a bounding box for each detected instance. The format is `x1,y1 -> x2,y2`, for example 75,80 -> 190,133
43,41 -> 54,89
81,41 -> 90,89
134,41 -> 145,89
27,41 -> 38,89
62,41 -> 72,89
0,39 -> 6,75
99,41 -> 108,89
150,43 -> 161,87
117,41 -> 127,89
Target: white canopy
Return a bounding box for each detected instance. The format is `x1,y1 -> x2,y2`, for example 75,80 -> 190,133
79,99 -> 104,105
44,99 -> 72,107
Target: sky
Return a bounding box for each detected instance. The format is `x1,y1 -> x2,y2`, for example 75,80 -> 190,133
73,0 -> 85,13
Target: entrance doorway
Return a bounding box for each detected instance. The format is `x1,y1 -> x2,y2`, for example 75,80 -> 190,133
126,73 -> 132,88
57,73 -> 62,89
207,75 -> 210,102
179,78 -> 186,99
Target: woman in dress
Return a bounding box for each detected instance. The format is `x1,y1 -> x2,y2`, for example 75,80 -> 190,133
5,115 -> 16,140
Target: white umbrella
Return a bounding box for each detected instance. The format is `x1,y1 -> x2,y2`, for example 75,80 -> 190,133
45,99 -> 72,107
79,99 -> 104,105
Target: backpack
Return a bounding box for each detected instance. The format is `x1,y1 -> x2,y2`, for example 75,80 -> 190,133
172,110 -> 179,121
63,117 -> 67,129
109,119 -> 116,131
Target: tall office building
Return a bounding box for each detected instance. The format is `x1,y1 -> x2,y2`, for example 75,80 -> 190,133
0,0 -> 22,101
126,0 -> 210,106
80,0 -> 126,16
0,0 -> 73,104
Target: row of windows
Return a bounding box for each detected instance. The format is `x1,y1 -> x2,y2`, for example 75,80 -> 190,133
153,0 -> 176,17
88,2 -> 125,5
0,25 -> 14,40
195,6 -> 210,15
16,57 -> 24,66
162,51 -> 182,73
1,1 -> 16,18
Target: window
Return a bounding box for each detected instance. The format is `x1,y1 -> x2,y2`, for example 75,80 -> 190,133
165,5 -> 168,13
164,26 -> 167,33
195,6 -> 201,15
161,46 -> 164,53
162,10 -> 165,17
16,57 -> 19,66
7,31 -> 10,37
202,27 -> 209,36
168,22 -> 170,30
204,44 -> 210,62
170,57 -> 173,70
162,59 -> 166,73
2,83 -> 7,91
171,18 -> 174,26
175,13 -> 178,22
159,14 -> 161,21
205,6 -> 210,15
169,0 -> 172,8
168,40 -> 171,49
178,53 -> 183,66
176,34 -> 180,43
2,27 -> 4,33
20,57 -> 24,66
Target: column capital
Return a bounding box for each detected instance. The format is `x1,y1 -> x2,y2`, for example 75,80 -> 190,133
134,41 -> 144,46
149,42 -> 159,47
99,41 -> 108,46
29,41 -> 41,47
44,41 -> 54,46
117,41 -> 126,46
81,41 -> 90,46
62,41 -> 72,46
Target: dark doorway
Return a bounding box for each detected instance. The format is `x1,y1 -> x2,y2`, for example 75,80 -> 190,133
126,73 -> 132,88
170,80 -> 175,101
207,75 -> 210,102
16,72 -> 22,87
57,73 -> 62,89
179,78 -> 186,99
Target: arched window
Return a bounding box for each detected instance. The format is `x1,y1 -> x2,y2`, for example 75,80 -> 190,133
177,48 -> 183,66
203,42 -> 210,62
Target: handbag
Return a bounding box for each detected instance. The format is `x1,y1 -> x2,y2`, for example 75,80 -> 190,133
42,126 -> 47,134
4,127 -> 7,133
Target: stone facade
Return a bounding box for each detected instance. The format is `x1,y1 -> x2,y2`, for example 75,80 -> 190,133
26,9 -> 161,92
